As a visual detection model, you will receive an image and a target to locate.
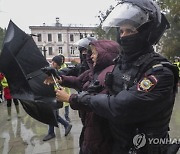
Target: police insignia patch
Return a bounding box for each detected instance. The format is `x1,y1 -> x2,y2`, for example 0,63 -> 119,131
137,75 -> 158,92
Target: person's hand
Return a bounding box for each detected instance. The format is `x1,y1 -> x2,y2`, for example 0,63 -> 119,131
41,66 -> 60,79
44,76 -> 55,85
41,66 -> 63,85
44,76 -> 62,85
55,88 -> 71,102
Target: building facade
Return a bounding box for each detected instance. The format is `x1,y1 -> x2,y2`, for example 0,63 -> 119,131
29,18 -> 97,62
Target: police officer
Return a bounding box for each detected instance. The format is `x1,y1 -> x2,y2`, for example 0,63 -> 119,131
53,37 -> 96,77
54,0 -> 179,153
73,37 -> 96,75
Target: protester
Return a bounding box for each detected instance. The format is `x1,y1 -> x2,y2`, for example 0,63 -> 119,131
42,55 -> 72,141
0,73 -> 21,120
44,40 -> 120,154
52,54 -> 71,122
53,0 -> 179,153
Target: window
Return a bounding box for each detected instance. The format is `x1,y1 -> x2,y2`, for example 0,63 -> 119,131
58,34 -> 62,42
48,34 -> 52,42
41,46 -> 47,57
80,33 -> 83,39
70,34 -> 74,42
37,34 -> 42,42
70,46 -> 75,55
48,47 -> 53,55
58,47 -> 63,54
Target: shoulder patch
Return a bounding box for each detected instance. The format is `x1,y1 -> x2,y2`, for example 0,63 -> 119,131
137,75 -> 158,92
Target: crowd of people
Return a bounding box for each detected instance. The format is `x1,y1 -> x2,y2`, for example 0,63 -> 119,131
42,0 -> 179,153
0,0 -> 179,153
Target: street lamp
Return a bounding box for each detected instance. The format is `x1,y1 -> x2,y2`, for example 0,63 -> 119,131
42,44 -> 47,59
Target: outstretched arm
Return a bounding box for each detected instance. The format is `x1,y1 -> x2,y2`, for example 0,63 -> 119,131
75,67 -> 175,124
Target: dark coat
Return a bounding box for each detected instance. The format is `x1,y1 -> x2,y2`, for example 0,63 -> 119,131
61,40 -> 120,154
82,47 -> 178,154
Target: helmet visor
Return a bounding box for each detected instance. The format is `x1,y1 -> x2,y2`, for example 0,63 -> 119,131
102,3 -> 149,33
73,38 -> 91,50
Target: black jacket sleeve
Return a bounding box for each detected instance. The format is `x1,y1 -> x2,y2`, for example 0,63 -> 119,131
86,67 -> 175,124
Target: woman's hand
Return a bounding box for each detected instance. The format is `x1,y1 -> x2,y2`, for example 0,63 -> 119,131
44,76 -> 54,85
55,88 -> 70,102
44,76 -> 62,85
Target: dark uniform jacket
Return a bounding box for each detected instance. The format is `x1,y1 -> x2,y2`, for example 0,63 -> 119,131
83,47 -> 178,154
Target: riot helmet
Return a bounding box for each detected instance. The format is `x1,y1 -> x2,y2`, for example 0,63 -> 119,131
74,37 -> 97,52
102,0 -> 170,50
74,37 -> 96,63
74,37 -> 96,70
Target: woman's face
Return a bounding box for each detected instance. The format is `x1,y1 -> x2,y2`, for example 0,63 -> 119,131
90,45 -> 98,66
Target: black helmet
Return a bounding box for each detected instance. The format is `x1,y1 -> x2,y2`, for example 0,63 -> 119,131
102,0 -> 170,45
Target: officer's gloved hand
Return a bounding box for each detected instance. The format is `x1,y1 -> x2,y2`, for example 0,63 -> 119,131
77,91 -> 91,105
87,80 -> 103,94
41,66 -> 60,80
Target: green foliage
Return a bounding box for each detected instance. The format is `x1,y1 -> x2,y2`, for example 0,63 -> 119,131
95,4 -> 116,40
94,25 -> 117,41
156,0 -> 180,59
105,28 -> 118,41
94,25 -> 106,39
0,27 -> 6,51
97,5 -> 115,25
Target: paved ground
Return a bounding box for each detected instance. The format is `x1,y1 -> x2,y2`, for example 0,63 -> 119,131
0,89 -> 180,154
0,99 -> 82,154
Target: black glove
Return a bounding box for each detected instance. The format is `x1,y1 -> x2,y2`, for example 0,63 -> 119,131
87,80 -> 103,94
41,67 -> 60,80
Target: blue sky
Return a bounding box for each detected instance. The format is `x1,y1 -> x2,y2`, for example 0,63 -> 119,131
0,0 -> 117,33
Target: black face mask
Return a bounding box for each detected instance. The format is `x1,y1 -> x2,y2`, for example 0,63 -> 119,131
117,31 -> 149,55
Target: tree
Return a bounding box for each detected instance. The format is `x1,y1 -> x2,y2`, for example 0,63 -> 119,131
156,0 -> 180,59
0,27 -> 6,51
95,4 -> 117,40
